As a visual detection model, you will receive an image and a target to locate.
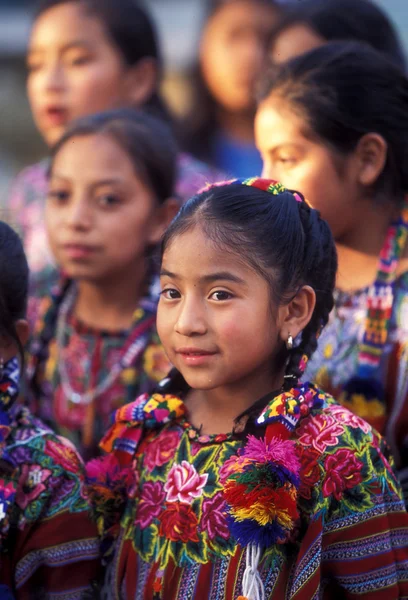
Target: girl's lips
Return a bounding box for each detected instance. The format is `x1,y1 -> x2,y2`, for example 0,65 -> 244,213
176,348 -> 217,366
61,244 -> 99,260
41,106 -> 69,128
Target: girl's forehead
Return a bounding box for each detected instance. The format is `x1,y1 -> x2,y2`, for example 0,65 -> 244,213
29,3 -> 108,50
162,226 -> 257,279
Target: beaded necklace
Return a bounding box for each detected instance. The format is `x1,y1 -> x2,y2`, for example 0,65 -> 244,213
56,285 -> 156,406
28,278 -> 158,409
340,198 -> 408,406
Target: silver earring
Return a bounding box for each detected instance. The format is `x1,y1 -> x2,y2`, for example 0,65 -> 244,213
0,356 -> 4,379
286,334 -> 293,350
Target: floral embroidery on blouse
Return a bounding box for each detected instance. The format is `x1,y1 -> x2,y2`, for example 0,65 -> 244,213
86,387 -> 408,599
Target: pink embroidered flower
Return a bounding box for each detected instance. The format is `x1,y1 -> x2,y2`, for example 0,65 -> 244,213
329,405 -> 371,434
135,481 -> 166,528
16,464 -> 52,509
201,494 -> 229,540
144,430 -> 180,472
159,502 -> 199,542
164,461 -> 208,504
297,413 -> 345,453
322,448 -> 363,500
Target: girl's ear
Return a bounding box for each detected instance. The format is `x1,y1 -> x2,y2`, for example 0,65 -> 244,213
354,132 -> 387,187
278,286 -> 316,344
147,197 -> 180,246
124,57 -> 159,107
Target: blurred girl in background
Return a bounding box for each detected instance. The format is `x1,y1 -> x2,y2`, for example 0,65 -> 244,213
269,0 -> 405,68
256,42 -> 408,499
9,0 -> 221,297
183,0 -> 281,177
0,221 -> 99,598
27,109 -> 177,459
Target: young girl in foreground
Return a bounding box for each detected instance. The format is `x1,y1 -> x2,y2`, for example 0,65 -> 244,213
88,179 -> 408,599
0,222 -> 100,598
256,42 -> 408,498
28,109 -> 177,458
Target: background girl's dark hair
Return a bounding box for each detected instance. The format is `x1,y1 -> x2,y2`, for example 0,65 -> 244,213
181,0 -> 282,164
161,182 -> 337,390
269,0 -> 406,71
49,108 -> 178,203
34,0 -> 171,122
259,41 -> 408,204
0,222 -> 28,365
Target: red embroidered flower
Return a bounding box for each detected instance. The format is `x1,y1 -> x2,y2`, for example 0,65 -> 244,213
144,430 -> 180,472
201,494 -> 230,540
323,448 -> 363,500
159,502 -> 199,542
298,447 -> 321,499
297,413 -> 344,453
16,464 -> 52,509
164,461 -> 208,504
135,481 -> 166,528
45,438 -> 82,474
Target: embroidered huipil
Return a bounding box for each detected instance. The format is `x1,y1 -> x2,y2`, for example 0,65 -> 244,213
27,279 -> 171,459
305,200 -> 408,495
87,387 -> 408,600
307,274 -> 408,463
0,357 -> 100,599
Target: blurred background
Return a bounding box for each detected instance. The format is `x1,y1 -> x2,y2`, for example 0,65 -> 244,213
0,0 -> 406,201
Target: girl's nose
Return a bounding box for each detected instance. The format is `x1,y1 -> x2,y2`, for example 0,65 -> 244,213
175,298 -> 207,337
43,61 -> 65,92
66,198 -> 93,230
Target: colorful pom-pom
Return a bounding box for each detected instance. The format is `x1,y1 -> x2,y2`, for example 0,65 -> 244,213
223,435 -> 300,547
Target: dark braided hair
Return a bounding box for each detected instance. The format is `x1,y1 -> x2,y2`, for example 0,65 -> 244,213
0,221 -> 29,367
161,179 -> 337,391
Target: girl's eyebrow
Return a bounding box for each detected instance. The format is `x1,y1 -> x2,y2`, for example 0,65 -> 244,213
28,40 -> 92,56
160,270 -> 246,285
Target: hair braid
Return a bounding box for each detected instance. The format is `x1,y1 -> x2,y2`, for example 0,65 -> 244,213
282,202 -> 337,391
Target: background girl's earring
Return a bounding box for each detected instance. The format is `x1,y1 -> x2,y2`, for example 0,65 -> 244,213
286,334 -> 293,350
0,356 -> 4,379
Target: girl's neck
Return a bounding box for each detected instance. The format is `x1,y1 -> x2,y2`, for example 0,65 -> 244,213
335,199 -> 399,292
185,368 -> 284,436
216,107 -> 256,144
74,265 -> 147,331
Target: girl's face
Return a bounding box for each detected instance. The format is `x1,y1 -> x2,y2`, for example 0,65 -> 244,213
255,97 -> 360,239
270,23 -> 325,64
27,2 -> 134,146
200,0 -> 279,114
46,133 -> 167,282
158,225 -> 283,396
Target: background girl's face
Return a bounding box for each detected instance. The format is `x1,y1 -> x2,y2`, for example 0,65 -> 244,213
199,0 -> 279,114
270,23 -> 325,64
158,225 -> 282,397
46,133 -> 165,282
255,97 -> 359,239
27,2 -> 134,146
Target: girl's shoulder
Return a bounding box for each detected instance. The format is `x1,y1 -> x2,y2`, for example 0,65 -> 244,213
8,159 -> 49,212
99,391 -> 186,456
1,406 -> 90,548
292,395 -> 403,522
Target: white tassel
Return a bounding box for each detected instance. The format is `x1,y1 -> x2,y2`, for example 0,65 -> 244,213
241,543 -> 265,600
